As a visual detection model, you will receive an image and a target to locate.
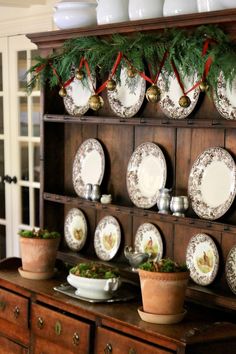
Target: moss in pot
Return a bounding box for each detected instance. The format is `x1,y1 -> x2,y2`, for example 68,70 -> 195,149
138,258 -> 189,318
19,228 -> 60,279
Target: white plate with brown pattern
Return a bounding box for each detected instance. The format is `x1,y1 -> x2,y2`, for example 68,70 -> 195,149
94,216 -> 121,261
126,142 -> 167,208
225,244 -> 236,295
158,71 -> 200,119
186,233 -> 219,286
72,138 -> 105,198
63,76 -> 96,116
107,66 -> 146,118
214,72 -> 236,120
134,223 -> 163,260
64,208 -> 87,251
188,147 -> 236,220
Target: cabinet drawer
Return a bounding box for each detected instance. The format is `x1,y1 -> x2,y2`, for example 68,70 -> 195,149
96,327 -> 172,354
0,336 -> 28,354
31,303 -> 91,353
0,288 -> 29,329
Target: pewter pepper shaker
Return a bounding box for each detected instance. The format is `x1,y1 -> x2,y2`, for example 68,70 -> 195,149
91,184 -> 101,201
85,183 -> 92,200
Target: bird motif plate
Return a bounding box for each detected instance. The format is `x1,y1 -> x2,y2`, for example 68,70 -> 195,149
186,233 -> 219,286
126,142 -> 167,208
107,67 -> 146,118
214,72 -> 236,120
64,208 -> 87,251
225,245 -> 236,295
63,76 -> 95,116
94,216 -> 121,261
188,147 -> 236,220
134,223 -> 163,260
72,138 -> 105,198
158,71 -> 200,119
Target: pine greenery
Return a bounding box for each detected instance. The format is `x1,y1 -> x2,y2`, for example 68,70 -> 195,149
26,25 -> 236,94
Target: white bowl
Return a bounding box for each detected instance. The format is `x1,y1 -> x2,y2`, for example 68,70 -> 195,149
53,1 -> 97,30
67,272 -> 120,300
220,0 -> 236,8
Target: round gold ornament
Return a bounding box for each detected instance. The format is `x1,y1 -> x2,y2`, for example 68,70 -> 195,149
59,86 -> 67,97
199,81 -> 209,92
89,94 -> 104,111
127,67 -> 136,78
179,95 -> 191,108
107,79 -> 116,91
145,85 -> 161,103
75,69 -> 84,80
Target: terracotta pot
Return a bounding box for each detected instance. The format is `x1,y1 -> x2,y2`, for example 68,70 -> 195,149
20,237 -> 60,273
138,269 -> 189,315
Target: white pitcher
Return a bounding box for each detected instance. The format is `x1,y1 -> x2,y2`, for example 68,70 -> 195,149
197,0 -> 224,12
129,0 -> 164,21
96,0 -> 129,25
163,0 -> 198,16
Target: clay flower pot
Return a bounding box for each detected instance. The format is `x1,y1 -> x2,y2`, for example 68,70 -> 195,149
138,262 -> 189,315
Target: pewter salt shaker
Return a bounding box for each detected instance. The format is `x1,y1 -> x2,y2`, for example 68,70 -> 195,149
91,184 -> 101,201
170,196 -> 185,217
157,188 -> 172,214
85,183 -> 92,200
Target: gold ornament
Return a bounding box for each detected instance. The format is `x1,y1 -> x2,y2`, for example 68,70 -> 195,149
107,79 -> 116,91
145,85 -> 161,103
199,81 -> 209,92
127,67 -> 136,78
179,95 -> 191,108
75,69 -> 84,80
59,87 -> 67,97
89,94 -> 104,111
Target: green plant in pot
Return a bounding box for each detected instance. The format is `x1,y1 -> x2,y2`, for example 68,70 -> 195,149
19,228 -> 60,280
138,258 -> 189,324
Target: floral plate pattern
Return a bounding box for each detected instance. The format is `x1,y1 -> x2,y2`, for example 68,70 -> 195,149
186,233 -> 219,286
64,208 -> 87,251
72,138 -> 105,198
188,147 -> 236,220
126,142 -> 167,208
213,72 -> 236,120
225,245 -> 236,295
63,76 -> 95,116
158,71 -> 200,119
94,216 -> 121,261
107,67 -> 146,118
134,223 -> 163,260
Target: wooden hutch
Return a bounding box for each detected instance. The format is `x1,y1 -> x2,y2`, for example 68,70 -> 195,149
0,9 -> 236,354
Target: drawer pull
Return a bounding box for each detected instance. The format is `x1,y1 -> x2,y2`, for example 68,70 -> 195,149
72,332 -> 80,346
129,349 -> 137,354
0,300 -> 6,310
55,320 -> 62,336
14,306 -> 20,319
104,343 -> 112,353
37,317 -> 44,329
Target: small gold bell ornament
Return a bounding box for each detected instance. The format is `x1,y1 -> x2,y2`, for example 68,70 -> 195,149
146,85 -> 161,103
179,95 -> 191,108
59,86 -> 67,97
199,81 -> 209,92
107,79 -> 116,91
89,94 -> 104,111
127,67 -> 136,78
75,69 -> 84,80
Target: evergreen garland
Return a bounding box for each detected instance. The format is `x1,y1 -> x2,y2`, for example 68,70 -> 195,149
26,25 -> 236,95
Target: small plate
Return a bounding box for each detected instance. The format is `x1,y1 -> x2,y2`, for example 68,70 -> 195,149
134,223 -> 163,260
126,142 -> 167,209
107,66 -> 146,118
63,76 -> 95,116
225,245 -> 236,295
18,267 -> 57,280
158,71 -> 200,119
94,215 -> 121,261
186,233 -> 219,286
72,138 -> 105,198
138,307 -> 187,324
64,208 -> 87,251
214,72 -> 236,120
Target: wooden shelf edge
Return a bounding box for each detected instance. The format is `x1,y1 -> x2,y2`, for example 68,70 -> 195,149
44,192 -> 236,233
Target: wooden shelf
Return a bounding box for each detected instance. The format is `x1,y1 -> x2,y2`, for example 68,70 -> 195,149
44,192 -> 236,233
